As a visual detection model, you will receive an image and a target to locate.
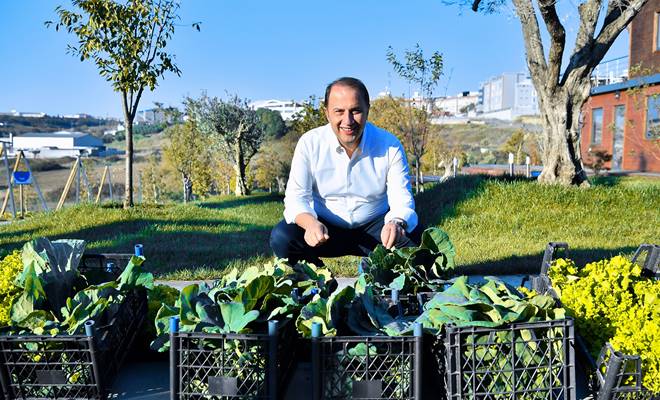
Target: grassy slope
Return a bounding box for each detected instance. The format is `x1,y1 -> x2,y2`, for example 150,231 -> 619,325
0,175 -> 657,279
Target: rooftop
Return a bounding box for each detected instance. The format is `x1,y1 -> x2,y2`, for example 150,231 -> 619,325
591,73 -> 660,95
16,131 -> 89,138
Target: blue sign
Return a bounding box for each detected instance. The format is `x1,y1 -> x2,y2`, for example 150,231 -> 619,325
13,171 -> 32,185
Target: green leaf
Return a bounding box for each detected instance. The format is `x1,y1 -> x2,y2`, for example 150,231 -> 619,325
19,264 -> 46,304
347,343 -> 379,357
237,275 -> 275,311
219,302 -> 259,333
361,286 -> 394,328
17,238 -> 87,318
117,255 -> 154,291
179,284 -> 201,325
297,296 -> 333,337
420,227 -> 455,268
389,274 -> 406,291
327,285 -> 355,331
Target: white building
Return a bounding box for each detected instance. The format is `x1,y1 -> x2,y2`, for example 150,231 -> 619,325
9,131 -> 106,158
6,110 -> 46,118
513,78 -> 539,117
435,91 -> 480,116
479,73 -> 540,120
62,113 -> 94,119
250,99 -> 304,121
136,108 -> 167,124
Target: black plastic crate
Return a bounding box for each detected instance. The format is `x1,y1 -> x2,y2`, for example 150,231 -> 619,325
441,318 -> 576,400
537,243 -> 659,400
0,252 -> 147,400
383,291 -> 439,317
593,343 -> 659,400
311,333 -> 423,400
0,289 -> 146,400
592,244 -> 659,400
169,319 -> 295,400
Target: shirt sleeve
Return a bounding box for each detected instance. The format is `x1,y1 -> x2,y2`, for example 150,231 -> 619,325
384,141 -> 418,232
283,137 -> 317,224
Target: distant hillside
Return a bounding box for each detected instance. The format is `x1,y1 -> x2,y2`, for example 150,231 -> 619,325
434,120 -> 543,164
0,115 -> 119,137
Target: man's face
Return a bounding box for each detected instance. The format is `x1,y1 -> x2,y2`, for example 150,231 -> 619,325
325,84 -> 369,152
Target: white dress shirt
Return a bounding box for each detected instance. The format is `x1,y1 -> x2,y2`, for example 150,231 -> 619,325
283,122 -> 418,232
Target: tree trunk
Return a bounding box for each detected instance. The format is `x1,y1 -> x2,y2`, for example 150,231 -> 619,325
537,86 -> 590,186
413,156 -> 423,193
276,176 -> 286,193
124,118 -> 134,208
234,142 -> 249,196
182,173 -> 193,203
234,163 -> 248,196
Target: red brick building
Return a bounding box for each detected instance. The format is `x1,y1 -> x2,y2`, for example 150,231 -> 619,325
580,0 -> 660,172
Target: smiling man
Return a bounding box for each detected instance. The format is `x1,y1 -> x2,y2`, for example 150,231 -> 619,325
269,77 -> 423,267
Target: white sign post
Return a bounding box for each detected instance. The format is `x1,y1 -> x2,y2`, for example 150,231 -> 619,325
452,157 -> 458,178
525,156 -> 531,178
508,153 -> 514,176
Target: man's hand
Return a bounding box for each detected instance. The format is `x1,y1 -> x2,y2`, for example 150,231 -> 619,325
381,221 -> 406,249
295,213 -> 330,247
304,221 -> 329,247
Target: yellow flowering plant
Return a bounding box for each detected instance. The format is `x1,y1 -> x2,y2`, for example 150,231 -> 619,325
0,251 -> 23,327
548,255 -> 660,393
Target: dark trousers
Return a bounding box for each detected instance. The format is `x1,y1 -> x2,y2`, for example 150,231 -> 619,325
269,214 -> 424,266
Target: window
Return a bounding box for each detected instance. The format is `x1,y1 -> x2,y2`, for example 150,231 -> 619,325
656,12 -> 660,51
614,105 -> 625,136
591,108 -> 603,144
646,95 -> 660,140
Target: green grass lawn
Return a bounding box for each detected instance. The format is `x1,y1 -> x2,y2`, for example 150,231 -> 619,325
0,175 -> 657,279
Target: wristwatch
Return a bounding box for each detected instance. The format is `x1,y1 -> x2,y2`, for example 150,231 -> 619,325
390,218 -> 407,230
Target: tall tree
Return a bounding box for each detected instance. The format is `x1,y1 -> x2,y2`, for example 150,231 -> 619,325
190,95 -> 265,196
253,101 -> 326,192
466,0 -> 648,185
256,108 -> 287,140
370,96 -> 431,157
252,139 -> 291,193
288,97 -> 327,137
162,119 -> 210,203
386,44 -> 443,193
48,0 -> 195,207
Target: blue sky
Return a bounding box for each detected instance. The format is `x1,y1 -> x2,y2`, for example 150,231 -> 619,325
0,1 -> 629,119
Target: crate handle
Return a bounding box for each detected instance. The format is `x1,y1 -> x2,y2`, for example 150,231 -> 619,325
540,242 -> 569,275
268,320 -> 279,400
631,244 -> 659,275
84,320 -> 95,337
170,316 -> 180,400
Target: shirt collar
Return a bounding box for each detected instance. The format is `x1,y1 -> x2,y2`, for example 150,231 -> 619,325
326,122 -> 371,157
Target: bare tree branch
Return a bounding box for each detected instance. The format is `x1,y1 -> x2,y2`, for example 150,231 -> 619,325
574,0 -> 602,53
511,0 -> 548,87
563,0 -> 648,88
596,0 -> 647,49
538,0 -> 566,87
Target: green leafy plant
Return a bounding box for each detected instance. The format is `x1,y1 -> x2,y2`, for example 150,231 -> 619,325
4,238 -> 153,336
0,238 -> 153,397
152,259 -> 337,351
362,227 -> 456,295
416,276 -> 564,331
